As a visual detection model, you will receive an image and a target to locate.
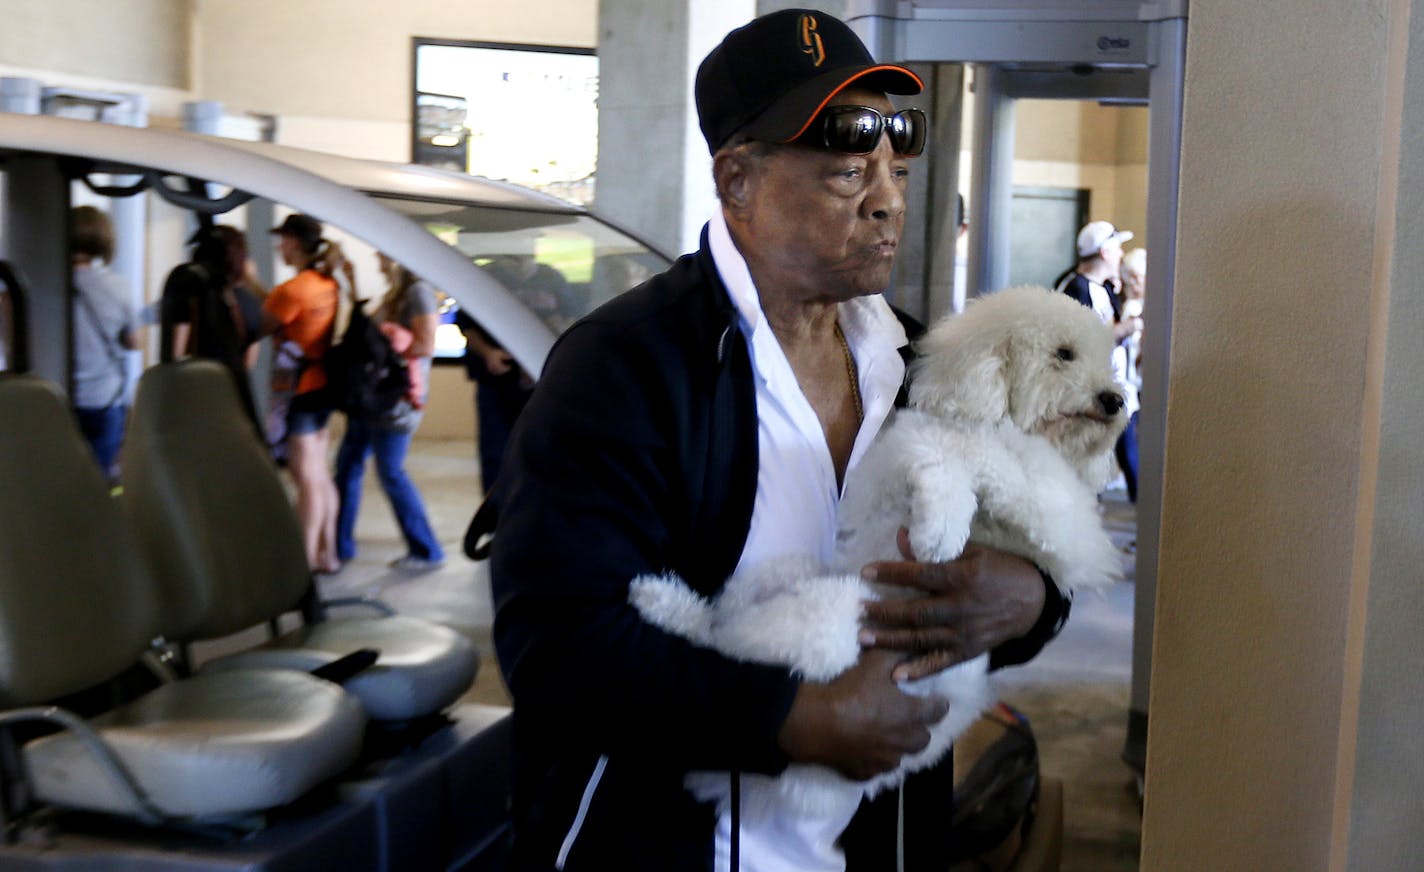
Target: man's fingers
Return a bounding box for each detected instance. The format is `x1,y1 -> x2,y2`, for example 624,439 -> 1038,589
895,650 -> 965,683
863,596 -> 958,628
896,527 -> 917,561
863,558 -> 963,594
867,628 -> 969,661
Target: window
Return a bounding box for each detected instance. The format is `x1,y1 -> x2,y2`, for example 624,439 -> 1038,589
413,40 -> 598,205
372,196 -> 664,359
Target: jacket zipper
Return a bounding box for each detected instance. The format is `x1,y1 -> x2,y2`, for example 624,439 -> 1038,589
555,755 -> 608,870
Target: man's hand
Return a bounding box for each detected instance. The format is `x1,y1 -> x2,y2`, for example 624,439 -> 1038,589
241,258 -> 267,296
1114,317 -> 1142,342
777,648 -> 948,781
483,348 -> 515,376
860,529 -> 1045,682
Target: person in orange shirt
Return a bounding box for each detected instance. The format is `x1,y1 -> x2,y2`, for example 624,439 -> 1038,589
262,213 -> 345,573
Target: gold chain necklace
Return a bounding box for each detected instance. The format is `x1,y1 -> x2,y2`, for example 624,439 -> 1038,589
833,321 -> 864,424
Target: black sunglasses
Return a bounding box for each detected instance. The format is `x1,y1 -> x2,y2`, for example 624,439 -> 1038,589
795,106 -> 927,156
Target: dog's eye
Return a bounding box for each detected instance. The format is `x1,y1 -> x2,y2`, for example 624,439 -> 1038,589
1055,346 -> 1076,362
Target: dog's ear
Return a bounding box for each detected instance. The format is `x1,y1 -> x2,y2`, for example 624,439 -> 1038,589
908,312 -> 1010,423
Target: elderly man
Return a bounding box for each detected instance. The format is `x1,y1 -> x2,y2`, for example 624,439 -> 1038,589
481,9 -> 1069,871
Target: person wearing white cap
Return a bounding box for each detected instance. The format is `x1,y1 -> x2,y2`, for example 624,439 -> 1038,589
1054,220 -> 1141,342
1055,221 -> 1143,503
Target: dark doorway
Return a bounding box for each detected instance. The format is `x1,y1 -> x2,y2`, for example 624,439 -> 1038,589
1009,185 -> 1090,289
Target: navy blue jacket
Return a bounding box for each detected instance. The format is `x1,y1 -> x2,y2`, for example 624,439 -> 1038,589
483,235 -> 1068,871
1054,269 -> 1122,322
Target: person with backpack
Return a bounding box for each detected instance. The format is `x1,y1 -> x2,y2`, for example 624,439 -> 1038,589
333,253 -> 445,573
262,213 -> 344,573
70,205 -> 141,484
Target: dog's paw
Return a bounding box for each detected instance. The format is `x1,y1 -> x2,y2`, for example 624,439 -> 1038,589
907,514 -> 972,565
902,451 -> 978,563
906,485 -> 975,563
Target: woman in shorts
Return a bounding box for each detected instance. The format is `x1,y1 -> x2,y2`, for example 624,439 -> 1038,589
262,213 -> 345,572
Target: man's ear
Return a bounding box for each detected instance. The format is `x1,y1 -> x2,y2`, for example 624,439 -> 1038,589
713,149 -> 754,214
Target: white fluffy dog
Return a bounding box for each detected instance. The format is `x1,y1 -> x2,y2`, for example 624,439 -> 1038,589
630,285 -> 1128,822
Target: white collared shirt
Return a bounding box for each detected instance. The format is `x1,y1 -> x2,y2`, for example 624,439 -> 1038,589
1085,277 -> 1117,326
706,209 -> 907,872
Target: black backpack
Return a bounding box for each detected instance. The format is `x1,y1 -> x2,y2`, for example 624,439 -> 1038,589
324,300 -> 410,420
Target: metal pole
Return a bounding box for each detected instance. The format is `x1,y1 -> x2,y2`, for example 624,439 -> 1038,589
924,64 -> 965,320
2,157 -> 71,390
966,64 -> 1015,298
102,95 -> 149,400
1124,11 -> 1187,785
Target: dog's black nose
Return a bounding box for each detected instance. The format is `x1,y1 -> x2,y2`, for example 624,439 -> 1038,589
1099,391 -> 1125,416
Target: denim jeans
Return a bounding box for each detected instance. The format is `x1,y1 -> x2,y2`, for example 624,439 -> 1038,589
335,416 -> 443,561
475,375 -> 533,490
1114,410 -> 1140,504
75,404 -> 127,484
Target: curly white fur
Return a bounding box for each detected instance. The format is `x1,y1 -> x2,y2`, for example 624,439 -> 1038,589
629,285 -> 1128,825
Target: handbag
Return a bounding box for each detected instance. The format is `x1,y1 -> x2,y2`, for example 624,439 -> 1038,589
266,339 -> 306,457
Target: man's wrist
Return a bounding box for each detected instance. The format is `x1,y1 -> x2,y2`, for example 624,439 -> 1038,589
776,680 -> 827,764
988,568 -> 1072,671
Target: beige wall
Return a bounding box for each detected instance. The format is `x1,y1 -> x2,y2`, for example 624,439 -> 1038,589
419,365 -> 477,442
1140,1 -> 1419,868
959,85 -> 1149,263
0,0 -> 189,90
1013,100 -> 1148,245
192,0 -> 596,159
1015,100 -> 1142,165
1347,5 -> 1424,866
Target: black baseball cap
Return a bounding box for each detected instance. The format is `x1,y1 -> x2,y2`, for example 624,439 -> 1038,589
695,9 -> 923,154
270,213 -> 323,250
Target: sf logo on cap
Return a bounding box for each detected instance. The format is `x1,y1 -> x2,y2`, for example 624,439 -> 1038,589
799,14 -> 826,67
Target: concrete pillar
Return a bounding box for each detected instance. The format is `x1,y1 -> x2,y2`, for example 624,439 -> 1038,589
596,1 -> 860,259
1139,1 -> 1423,867
105,95 -> 150,399
1342,3 -> 1424,868
0,78 -> 42,296
880,62 -> 961,327
1,79 -> 147,390
1,158 -> 71,389
596,0 -> 752,258
757,0 -> 848,27
758,0 -> 846,15
966,64 -> 1014,298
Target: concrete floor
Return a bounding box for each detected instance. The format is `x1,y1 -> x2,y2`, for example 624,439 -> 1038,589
998,489 -> 1143,872
321,439 -> 1143,871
